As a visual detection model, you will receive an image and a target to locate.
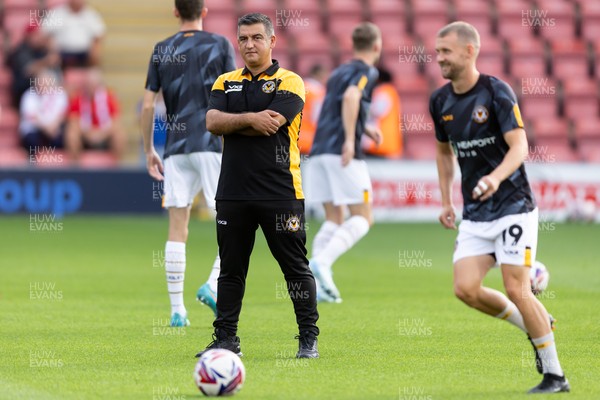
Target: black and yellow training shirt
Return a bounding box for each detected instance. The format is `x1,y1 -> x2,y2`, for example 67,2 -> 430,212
208,60 -> 305,201
429,74 -> 535,222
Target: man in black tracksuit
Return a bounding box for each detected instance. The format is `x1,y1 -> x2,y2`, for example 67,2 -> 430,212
196,13 -> 319,359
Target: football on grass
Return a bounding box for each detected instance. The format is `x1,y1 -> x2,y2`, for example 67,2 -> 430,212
194,349 -> 245,397
530,260 -> 550,295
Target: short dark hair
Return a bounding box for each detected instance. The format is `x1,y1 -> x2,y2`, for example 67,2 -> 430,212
352,22 -> 380,51
237,13 -> 274,38
175,0 -> 204,21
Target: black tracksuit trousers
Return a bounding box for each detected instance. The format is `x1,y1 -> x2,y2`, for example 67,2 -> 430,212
213,199 -> 320,337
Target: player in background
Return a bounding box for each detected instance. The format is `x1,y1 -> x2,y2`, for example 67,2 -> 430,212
297,63 -> 327,155
430,22 -> 569,394
306,23 -> 382,303
141,0 -> 236,326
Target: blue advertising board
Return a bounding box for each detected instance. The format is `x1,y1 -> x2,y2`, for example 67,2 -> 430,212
0,169 -> 163,216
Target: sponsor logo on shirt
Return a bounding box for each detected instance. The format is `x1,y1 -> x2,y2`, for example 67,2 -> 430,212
225,84 -> 243,94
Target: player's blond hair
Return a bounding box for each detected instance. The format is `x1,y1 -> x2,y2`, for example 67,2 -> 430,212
352,22 -> 381,51
437,21 -> 480,56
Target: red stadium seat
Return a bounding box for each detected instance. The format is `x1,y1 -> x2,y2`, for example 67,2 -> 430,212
404,134 -> 437,160
328,15 -> 364,38
383,54 -> 423,82
506,35 -> 545,58
518,76 -> 559,122
529,117 -> 579,162
34,150 -> 72,169
477,35 -> 505,76
0,90 -> 12,110
573,118 -> 600,162
410,0 -> 450,38
4,0 -> 40,8
531,117 -> 569,139
203,13 -> 239,46
453,0 -> 493,36
368,0 -> 407,17
78,151 -> 118,169
0,147 -> 27,167
573,118 -> 600,141
580,0 -> 600,42
44,0 -> 69,9
371,15 -> 407,55
295,53 -> 335,77
0,108 -> 19,131
511,58 -> 546,80
395,76 -> 431,143
278,0 -> 324,33
0,67 -> 12,91
0,131 -> 20,148
477,57 -> 506,79
291,31 -> 333,54
3,9 -> 36,48
325,0 -> 365,17
495,0 -> 536,39
506,36 -> 547,79
204,0 -> 237,14
239,0 -> 279,17
532,0 -> 576,40
563,78 -> 599,120
532,141 -> 580,162
550,39 -> 589,81
282,0 -> 322,13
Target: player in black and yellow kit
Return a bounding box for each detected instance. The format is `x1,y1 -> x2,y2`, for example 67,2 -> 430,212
306,23 -> 382,304
195,13 -> 319,359
141,0 -> 236,327
430,21 -> 569,394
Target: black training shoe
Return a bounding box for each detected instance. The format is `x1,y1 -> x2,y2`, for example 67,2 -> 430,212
528,373 -> 570,394
295,333 -> 319,359
195,330 -> 242,358
528,314 -> 557,374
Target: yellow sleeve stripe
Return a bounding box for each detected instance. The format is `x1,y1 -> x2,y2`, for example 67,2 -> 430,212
524,246 -> 532,267
513,104 -> 524,128
212,68 -> 247,91
277,70 -> 306,101
287,113 -> 304,199
357,75 -> 368,90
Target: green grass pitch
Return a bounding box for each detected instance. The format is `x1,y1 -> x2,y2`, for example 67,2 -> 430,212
1,215 -> 599,399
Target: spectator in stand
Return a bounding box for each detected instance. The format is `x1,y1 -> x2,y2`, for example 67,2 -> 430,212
65,68 -> 125,161
8,24 -> 61,109
19,69 -> 69,153
363,67 -> 403,158
42,0 -> 106,68
298,64 -> 327,155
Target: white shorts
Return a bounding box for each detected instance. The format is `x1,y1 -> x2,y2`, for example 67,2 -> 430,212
304,154 -> 372,205
163,152 -> 221,209
453,208 -> 538,267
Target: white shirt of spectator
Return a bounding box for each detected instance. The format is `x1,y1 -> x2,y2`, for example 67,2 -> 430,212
19,90 -> 69,135
42,5 -> 106,53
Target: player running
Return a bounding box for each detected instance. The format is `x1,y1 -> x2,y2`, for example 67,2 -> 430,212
141,0 -> 235,326
306,22 -> 383,303
430,21 -> 569,394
